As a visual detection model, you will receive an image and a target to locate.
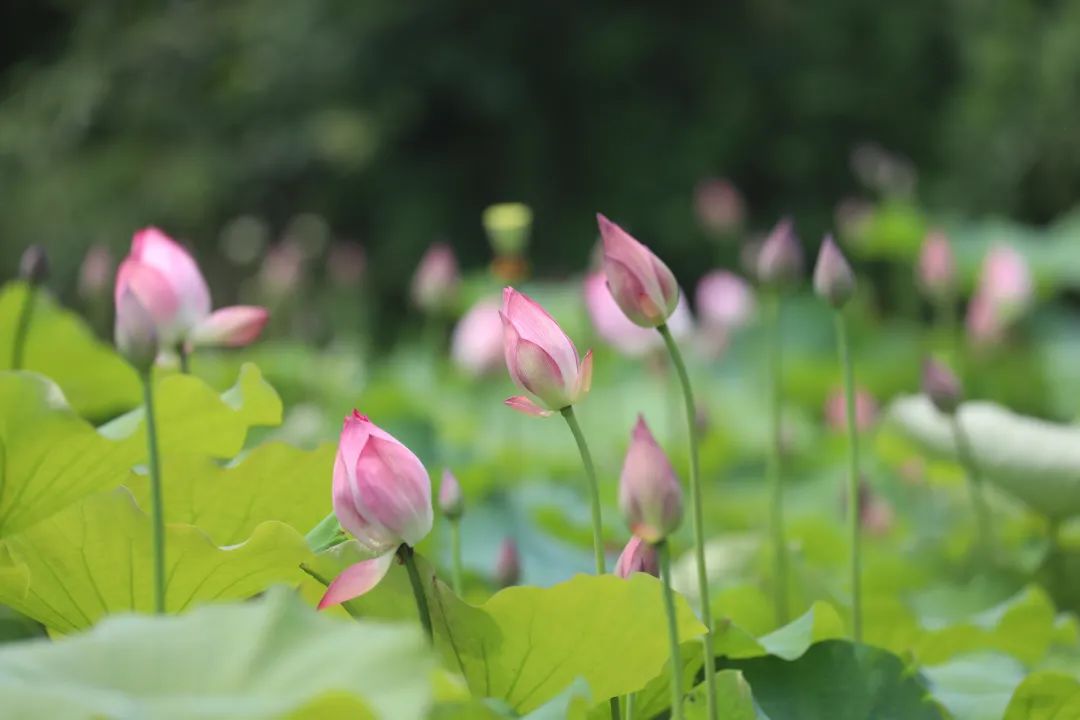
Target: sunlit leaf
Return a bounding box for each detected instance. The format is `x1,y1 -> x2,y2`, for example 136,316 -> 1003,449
1004,672 -> 1080,720
923,653 -> 1026,720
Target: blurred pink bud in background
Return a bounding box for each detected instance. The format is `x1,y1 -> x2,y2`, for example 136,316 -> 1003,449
694,178 -> 746,237
916,230 -> 956,300
613,535 -> 659,578
495,538 -> 521,588
813,235 -> 856,308
842,478 -> 895,538
327,242 -> 367,288
597,214 -> 680,328
451,299 -> 504,377
695,271 -> 755,331
824,386 -> 878,434
584,272 -> 693,357
619,415 -> 683,543
78,244 -> 113,300
411,242 -> 460,312
756,218 -> 803,285
439,469 -> 464,520
966,244 -> 1032,346
259,241 -> 305,299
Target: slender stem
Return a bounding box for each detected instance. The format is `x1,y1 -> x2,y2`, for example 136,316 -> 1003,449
657,541 -> 685,720
141,372 -> 167,614
834,312 -> 863,642
559,406 -> 606,574
763,293 -> 789,625
624,692 -> 634,720
11,284 -> 37,370
950,414 -> 993,561
1047,519 -> 1063,593
400,544 -> 434,643
177,345 -> 190,374
450,519 -> 464,595
657,323 -> 717,720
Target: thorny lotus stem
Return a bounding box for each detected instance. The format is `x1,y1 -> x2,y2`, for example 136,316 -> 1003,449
11,283 -> 37,370
657,323 -> 717,720
657,541 -> 684,720
950,414 -> 993,562
450,519 -> 464,595
400,544 -> 434,643
141,371 -> 167,614
834,312 -> 863,641
559,406 -> 607,575
764,293 -> 790,626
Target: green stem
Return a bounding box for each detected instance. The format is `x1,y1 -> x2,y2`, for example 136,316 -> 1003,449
177,345 -> 190,374
764,293 -> 789,625
450,519 -> 464,595
950,414 -> 993,562
657,541 -> 684,720
834,312 -> 863,642
142,372 -> 167,614
559,406 -> 607,575
623,692 -> 634,720
400,544 -> 434,643
11,284 -> 37,370
657,323 -> 717,720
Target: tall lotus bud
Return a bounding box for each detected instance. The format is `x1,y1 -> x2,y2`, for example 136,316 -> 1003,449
921,358 -> 962,415
695,271 -> 755,330
451,299 -> 504,377
439,469 -> 464,520
917,230 -> 956,300
500,287 -> 593,416
187,306 -> 270,348
319,411 -> 433,609
756,218 -> 803,286
824,386 -> 878,434
694,178 -> 745,238
584,272 -> 694,357
495,538 -> 521,588
483,203 -> 533,257
613,535 -> 659,579
597,214 -> 680,328
619,415 -> 683,543
975,244 -> 1033,325
78,244 -> 113,300
813,235 -> 856,308
411,242 -> 460,312
19,245 -> 49,286
114,289 -> 158,373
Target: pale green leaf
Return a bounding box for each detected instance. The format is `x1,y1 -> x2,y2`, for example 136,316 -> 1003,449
1004,672 -> 1080,720
923,653 -> 1026,720
685,670 -> 758,720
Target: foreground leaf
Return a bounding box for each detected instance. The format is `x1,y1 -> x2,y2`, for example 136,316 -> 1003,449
685,670 -> 758,720
0,587 -> 433,719
923,653 -> 1026,720
1004,672 -> 1080,720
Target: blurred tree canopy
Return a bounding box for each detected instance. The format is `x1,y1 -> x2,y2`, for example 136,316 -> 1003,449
1,0 -> 1077,310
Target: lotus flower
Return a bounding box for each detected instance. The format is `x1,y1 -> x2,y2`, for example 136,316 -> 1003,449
115,227 -> 269,351
613,536 -> 659,578
500,287 -> 593,416
597,214 -> 680,328
78,244 -> 113,300
695,271 -> 755,330
451,299 -> 505,376
756,218 -> 803,285
921,357 -> 962,414
439,469 -> 464,520
813,235 -> 856,308
916,230 -> 956,300
584,272 -> 694,357
694,178 -> 745,237
114,289 -> 158,372
411,242 -> 460,312
495,538 -> 521,588
966,244 -> 1032,345
19,245 -> 49,286
619,415 -> 683,543
319,411 -> 433,609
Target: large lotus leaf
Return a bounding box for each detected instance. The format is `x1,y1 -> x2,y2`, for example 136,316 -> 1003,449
0,488 -> 311,633
886,394 -> 1080,518
685,670 -> 758,720
1004,672 -> 1080,720
923,653 -> 1026,720
0,282 -> 141,418
719,640 -> 945,720
0,587 -> 432,720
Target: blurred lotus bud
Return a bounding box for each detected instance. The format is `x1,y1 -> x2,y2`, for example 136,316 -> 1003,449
613,536 -> 659,578
824,386 -> 878,434
501,288 -> 593,416
694,178 -> 745,237
78,244 -> 113,300
756,218 -> 803,286
584,272 -> 693,357
965,292 -> 1001,346
696,271 -> 755,330
597,214 -> 680,328
968,245 -> 1032,346
921,357 -> 962,414
220,215 -> 269,267
411,243 -> 460,313
495,538 -> 521,588
813,235 -> 856,308
483,203 -> 533,257
114,289 -> 158,373
916,230 -> 956,300
619,415 -> 683,543
842,477 -> 894,537
451,298 -> 504,377
19,245 -> 49,286
259,242 -> 305,299
187,306 -> 270,348
439,469 -> 464,520
327,242 -> 367,288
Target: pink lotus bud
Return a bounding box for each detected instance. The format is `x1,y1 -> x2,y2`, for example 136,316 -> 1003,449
813,235 -> 856,308
842,477 -> 894,537
921,357 -> 962,414
613,535 -> 659,579
967,245 -> 1032,343
439,469 -> 464,520
188,306 -> 270,348
694,178 -> 745,237
19,245 -> 49,286
319,411 -> 433,609
114,289 -> 158,373
411,242 -> 460,312
78,244 -> 113,300
695,271 -> 755,330
500,287 -> 593,416
258,241 -> 305,298
619,415 -> 683,543
495,538 -> 521,588
597,214 -> 680,328
584,272 -> 694,357
451,299 -> 504,377
917,230 -> 956,299
824,386 -> 878,433
756,218 -> 803,285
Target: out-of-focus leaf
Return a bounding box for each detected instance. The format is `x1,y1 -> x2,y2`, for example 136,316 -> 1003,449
923,653 -> 1026,720
1004,672 -> 1080,720
684,670 -> 759,720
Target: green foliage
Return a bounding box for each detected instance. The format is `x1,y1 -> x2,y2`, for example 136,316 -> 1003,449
1004,672 -> 1080,720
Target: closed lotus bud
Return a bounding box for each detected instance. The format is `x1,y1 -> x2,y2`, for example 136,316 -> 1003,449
917,230 -> 956,300
500,287 -> 593,416
921,358 -> 962,415
114,289 -> 158,373
483,203 -> 533,257
619,415 -> 683,543
597,214 -> 680,328
495,538 -> 521,588
824,386 -> 878,434
439,469 -> 464,520
613,535 -> 659,579
584,272 -> 694,357
451,299 -> 504,377
319,411 -> 433,609
19,245 -> 49,286
411,242 -> 460,312
78,244 -> 113,300
965,292 -> 1002,346
756,218 -> 803,285
813,235 -> 856,308
967,245 -> 1032,347
695,270 -> 755,330
694,178 -> 746,238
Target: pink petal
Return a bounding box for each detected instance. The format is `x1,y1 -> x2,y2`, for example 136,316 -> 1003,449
188,306 -> 269,348
131,227 -> 212,321
576,350 -> 594,399
501,288 -> 579,382
317,553 -> 396,609
355,435 -> 434,547
597,214 -> 671,316
513,338 -> 570,408
115,259 -> 182,340
504,396 -> 553,417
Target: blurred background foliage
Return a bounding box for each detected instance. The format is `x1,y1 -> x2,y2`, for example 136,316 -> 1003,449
2,0 -> 1079,337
